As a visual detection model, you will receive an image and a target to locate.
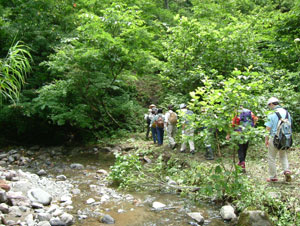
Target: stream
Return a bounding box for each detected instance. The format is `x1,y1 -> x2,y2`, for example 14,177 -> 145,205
7,146 -> 228,226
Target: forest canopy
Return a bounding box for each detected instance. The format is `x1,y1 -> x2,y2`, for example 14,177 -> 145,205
0,0 -> 299,145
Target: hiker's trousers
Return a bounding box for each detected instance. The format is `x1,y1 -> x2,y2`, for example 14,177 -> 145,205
167,124 -> 177,147
268,137 -> 289,179
151,127 -> 158,144
180,128 -> 195,152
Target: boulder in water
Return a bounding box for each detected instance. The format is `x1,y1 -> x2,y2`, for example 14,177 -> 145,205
237,210 -> 274,226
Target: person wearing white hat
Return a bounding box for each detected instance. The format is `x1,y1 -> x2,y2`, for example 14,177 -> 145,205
179,104 -> 195,154
265,97 -> 292,182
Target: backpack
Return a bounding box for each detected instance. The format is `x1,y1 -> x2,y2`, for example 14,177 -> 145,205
273,110 -> 293,150
169,112 -> 177,124
157,115 -> 164,128
239,109 -> 254,128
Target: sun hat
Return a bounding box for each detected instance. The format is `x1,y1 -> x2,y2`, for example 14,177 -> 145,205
267,97 -> 279,105
180,103 -> 186,109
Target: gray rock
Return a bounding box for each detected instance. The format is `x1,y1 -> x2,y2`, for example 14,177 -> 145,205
28,188 -> 52,205
0,154 -> 8,160
78,215 -> 88,220
100,214 -> 115,224
38,221 -> 51,226
102,147 -> 112,152
86,198 -> 95,204
31,202 -> 44,209
6,191 -> 27,206
52,208 -> 64,217
35,209 -> 46,214
60,213 -> 74,226
238,210 -> 274,226
8,149 -> 18,155
50,217 -> 66,226
152,201 -> 166,210
60,195 -> 71,203
19,205 -> 29,212
38,212 -> 52,221
0,191 -> 7,203
5,220 -> 16,225
25,214 -> 36,226
71,189 -> 80,195
167,180 -> 177,186
4,171 -> 16,180
187,212 -> 205,224
11,180 -> 32,194
9,206 -> 23,217
96,169 -> 108,175
60,200 -> 72,207
37,170 -> 47,176
8,156 -> 15,163
0,203 -> 9,214
47,204 -> 60,214
220,205 -> 236,221
14,153 -> 21,160
70,163 -> 84,170
56,175 -> 67,181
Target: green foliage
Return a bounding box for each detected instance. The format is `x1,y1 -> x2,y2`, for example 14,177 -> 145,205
188,69 -> 267,153
1,0 -> 300,143
0,41 -> 31,103
109,152 -> 144,188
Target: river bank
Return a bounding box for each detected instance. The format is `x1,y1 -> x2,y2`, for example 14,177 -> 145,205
0,139 -> 228,226
108,132 -> 300,226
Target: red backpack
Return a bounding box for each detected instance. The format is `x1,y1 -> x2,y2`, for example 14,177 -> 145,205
157,115 -> 164,128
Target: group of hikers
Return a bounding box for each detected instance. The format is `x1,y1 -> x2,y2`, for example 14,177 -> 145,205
144,97 -> 293,182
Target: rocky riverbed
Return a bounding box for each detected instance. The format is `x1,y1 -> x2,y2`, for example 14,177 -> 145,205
0,145 -> 269,226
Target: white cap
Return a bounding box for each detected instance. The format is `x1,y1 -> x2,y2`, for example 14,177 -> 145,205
267,97 -> 279,105
180,103 -> 186,109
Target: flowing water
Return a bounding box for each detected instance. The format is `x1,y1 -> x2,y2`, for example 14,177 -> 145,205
29,148 -> 228,226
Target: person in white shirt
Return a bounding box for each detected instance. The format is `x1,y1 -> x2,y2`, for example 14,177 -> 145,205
179,104 -> 195,154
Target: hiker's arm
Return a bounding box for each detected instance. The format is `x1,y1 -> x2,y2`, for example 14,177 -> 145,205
265,127 -> 271,147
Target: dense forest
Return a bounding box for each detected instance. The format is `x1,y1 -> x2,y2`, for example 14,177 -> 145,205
1,1 -> 300,225
0,0 -> 299,145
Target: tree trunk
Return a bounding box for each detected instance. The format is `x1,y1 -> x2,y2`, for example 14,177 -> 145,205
164,0 -> 169,9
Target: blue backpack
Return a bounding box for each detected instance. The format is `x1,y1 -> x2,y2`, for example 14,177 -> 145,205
239,109 -> 254,128
273,110 -> 293,150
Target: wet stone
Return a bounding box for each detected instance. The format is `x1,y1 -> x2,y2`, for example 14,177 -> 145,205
220,205 -> 236,221
187,212 -> 205,224
100,214 -> 115,224
70,163 -> 84,170
152,201 -> 166,210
